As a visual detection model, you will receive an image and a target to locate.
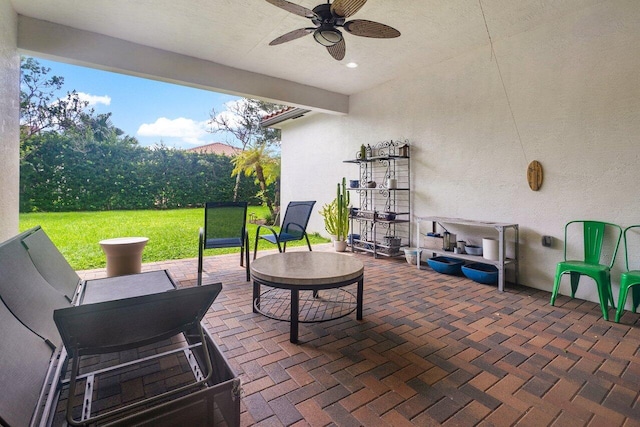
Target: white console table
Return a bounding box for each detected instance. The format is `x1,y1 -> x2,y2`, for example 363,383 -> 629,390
416,216 -> 519,292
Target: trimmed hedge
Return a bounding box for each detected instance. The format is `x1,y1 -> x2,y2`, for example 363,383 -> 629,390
20,134 -> 264,212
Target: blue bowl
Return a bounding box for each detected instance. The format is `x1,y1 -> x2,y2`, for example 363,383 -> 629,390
462,263 -> 498,284
427,256 -> 465,275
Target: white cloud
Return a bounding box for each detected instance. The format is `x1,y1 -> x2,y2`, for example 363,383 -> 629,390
137,117 -> 209,145
77,92 -> 111,107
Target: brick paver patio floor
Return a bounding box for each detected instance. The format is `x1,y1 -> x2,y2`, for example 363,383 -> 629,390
79,244 -> 640,426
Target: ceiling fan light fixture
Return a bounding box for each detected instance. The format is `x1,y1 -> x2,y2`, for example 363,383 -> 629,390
313,26 -> 342,46
266,0 -> 401,61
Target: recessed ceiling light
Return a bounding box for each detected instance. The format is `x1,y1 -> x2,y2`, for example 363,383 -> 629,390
346,62 -> 358,68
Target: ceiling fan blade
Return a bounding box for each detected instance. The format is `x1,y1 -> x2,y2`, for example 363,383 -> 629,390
265,0 -> 316,18
331,0 -> 367,18
343,19 -> 401,38
269,28 -> 313,45
326,39 -> 346,60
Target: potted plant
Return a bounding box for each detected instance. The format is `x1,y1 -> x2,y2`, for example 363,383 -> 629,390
319,177 -> 350,252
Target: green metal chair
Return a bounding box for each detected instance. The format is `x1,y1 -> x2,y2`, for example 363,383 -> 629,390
550,220 -> 622,321
615,225 -> 640,322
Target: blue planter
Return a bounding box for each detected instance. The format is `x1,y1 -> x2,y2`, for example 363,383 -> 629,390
427,256 -> 465,275
462,263 -> 499,284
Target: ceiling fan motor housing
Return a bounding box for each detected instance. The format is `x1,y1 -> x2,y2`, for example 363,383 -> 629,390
311,4 -> 346,26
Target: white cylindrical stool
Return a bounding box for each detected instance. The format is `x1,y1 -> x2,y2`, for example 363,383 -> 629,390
99,237 -> 149,277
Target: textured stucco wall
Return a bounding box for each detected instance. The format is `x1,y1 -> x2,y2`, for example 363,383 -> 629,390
0,0 -> 19,241
281,0 -> 640,306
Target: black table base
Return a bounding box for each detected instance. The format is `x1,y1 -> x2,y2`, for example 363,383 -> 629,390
252,274 -> 364,343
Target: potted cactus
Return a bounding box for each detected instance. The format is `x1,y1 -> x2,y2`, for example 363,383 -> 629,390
319,177 -> 351,252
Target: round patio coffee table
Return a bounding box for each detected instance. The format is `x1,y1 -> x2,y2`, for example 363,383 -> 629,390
251,252 -> 364,343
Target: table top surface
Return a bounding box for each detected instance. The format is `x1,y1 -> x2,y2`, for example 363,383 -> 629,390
99,237 -> 149,245
251,252 -> 364,286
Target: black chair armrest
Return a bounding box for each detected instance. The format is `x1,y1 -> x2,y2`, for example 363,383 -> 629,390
256,224 -> 279,240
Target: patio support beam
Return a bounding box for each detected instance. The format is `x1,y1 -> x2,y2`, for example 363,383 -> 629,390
0,0 -> 20,241
17,16 -> 349,115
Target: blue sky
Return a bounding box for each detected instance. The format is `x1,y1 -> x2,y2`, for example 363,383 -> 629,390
32,57 -> 240,149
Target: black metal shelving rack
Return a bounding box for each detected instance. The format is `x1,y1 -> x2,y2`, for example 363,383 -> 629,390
344,140 -> 411,258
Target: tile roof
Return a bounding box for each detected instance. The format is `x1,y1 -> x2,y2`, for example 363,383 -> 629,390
185,142 -> 241,156
261,106 -> 310,127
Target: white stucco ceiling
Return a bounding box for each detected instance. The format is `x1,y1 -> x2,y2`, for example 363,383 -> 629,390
10,0 -> 601,96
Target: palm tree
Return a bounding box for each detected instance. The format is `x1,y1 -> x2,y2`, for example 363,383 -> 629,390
208,99 -> 283,201
231,145 -> 280,218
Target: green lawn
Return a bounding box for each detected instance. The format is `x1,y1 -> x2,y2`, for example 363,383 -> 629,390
20,207 -> 328,270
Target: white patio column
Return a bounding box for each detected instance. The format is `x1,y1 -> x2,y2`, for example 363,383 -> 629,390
0,0 -> 20,241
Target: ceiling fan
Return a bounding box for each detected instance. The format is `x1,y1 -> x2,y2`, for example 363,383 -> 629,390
265,0 -> 401,61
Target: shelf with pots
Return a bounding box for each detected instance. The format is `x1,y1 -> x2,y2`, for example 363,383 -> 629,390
344,140 -> 411,259
415,216 -> 519,292
347,187 -> 410,192
350,209 -> 411,223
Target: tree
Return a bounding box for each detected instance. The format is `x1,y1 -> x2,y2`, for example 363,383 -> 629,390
20,57 -> 90,150
231,145 -> 280,218
75,112 -> 124,143
208,98 -> 283,203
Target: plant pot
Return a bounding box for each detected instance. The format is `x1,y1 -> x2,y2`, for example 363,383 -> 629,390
379,212 -> 396,221
403,247 -> 421,265
383,236 -> 401,247
464,245 -> 483,256
427,256 -> 464,275
334,240 -> 348,252
462,263 -> 498,284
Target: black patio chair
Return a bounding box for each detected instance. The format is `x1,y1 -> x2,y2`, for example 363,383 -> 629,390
0,295 -> 56,427
53,283 -> 226,426
21,226 -> 81,301
253,201 -> 316,259
0,229 -> 71,344
199,201 -> 250,284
